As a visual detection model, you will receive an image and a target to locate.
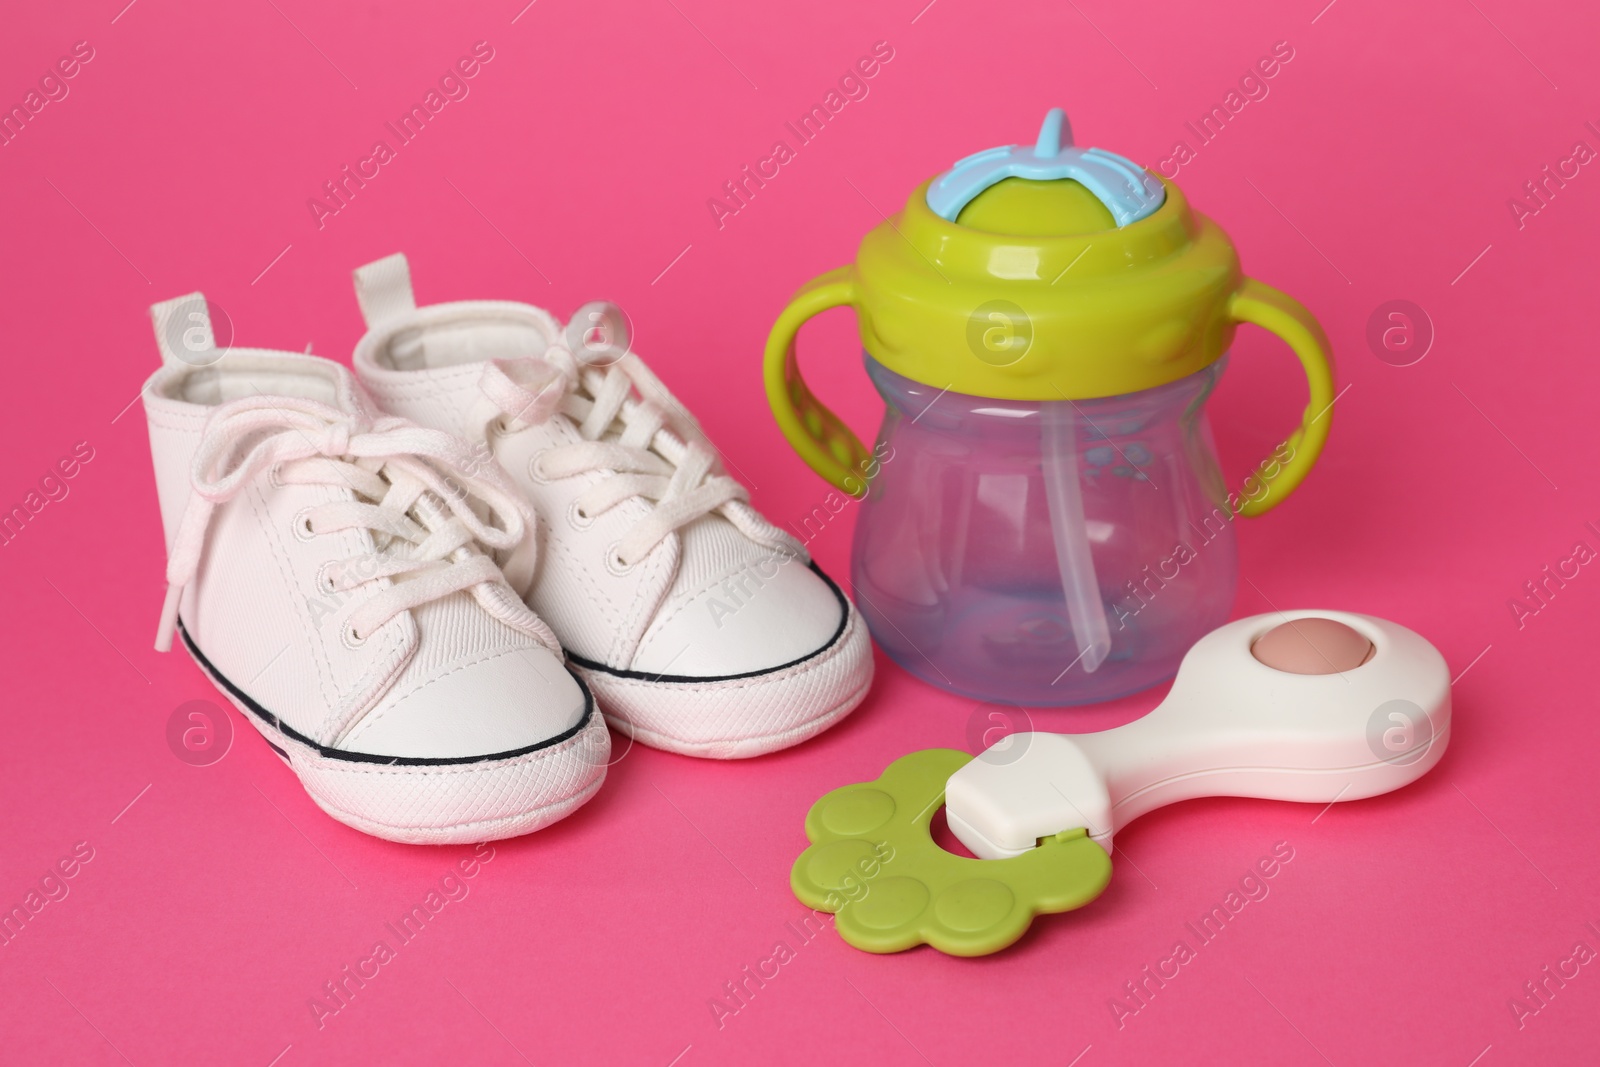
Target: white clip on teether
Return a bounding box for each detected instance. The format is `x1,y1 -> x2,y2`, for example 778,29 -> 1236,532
946,611 -> 1452,859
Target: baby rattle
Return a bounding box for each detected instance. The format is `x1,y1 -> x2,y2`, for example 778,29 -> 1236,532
791,610 -> 1450,956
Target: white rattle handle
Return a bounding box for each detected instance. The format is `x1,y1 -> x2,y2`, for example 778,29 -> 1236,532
946,612 -> 1452,859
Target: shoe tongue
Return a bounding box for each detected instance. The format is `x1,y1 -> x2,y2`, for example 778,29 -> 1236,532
175,351 -> 361,413
327,360 -> 377,419
387,319 -> 560,371
268,351 -> 365,412
404,488 -> 467,549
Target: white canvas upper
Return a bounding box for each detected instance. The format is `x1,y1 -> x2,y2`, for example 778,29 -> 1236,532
349,255 -> 873,757
142,293 -> 608,843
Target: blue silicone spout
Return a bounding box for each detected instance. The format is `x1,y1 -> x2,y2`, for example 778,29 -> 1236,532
926,108 -> 1165,226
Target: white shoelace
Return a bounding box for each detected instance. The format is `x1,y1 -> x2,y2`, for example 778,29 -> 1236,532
155,394 -> 556,653
476,306 -> 800,568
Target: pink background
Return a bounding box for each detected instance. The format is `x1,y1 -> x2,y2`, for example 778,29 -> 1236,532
3,0 -> 1598,1063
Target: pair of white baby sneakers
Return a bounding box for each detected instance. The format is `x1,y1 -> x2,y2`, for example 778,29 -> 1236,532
142,254 -> 873,844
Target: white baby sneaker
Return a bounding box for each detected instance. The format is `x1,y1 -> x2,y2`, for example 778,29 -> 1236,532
142,293 -> 608,844
349,255 -> 874,758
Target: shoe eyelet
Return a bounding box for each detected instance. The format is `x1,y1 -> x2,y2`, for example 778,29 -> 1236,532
292,509 -> 317,541
530,453 -> 557,484
267,463 -> 284,489
342,623 -> 367,649
567,499 -> 595,530
605,543 -> 635,576
315,564 -> 337,595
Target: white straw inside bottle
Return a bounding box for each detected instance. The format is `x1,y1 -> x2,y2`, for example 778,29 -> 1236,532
1042,403 -> 1111,674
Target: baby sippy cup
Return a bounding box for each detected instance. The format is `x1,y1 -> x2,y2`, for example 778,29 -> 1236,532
763,108 -> 1335,706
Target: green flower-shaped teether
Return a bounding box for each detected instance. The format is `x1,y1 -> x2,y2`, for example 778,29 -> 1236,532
791,748 -> 1113,956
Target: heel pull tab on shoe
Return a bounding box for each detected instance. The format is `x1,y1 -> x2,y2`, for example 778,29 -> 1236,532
150,292 -> 220,369
353,253 -> 417,328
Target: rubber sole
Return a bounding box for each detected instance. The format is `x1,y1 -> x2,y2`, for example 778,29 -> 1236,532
597,670 -> 873,758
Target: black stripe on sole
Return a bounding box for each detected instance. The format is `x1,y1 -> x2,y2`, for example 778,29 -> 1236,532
565,560 -> 851,684
178,619 -> 596,767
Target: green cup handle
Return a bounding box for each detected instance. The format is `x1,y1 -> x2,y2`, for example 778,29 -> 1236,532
763,267 -> 874,497
1227,277 -> 1337,517
764,271 -> 1334,510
